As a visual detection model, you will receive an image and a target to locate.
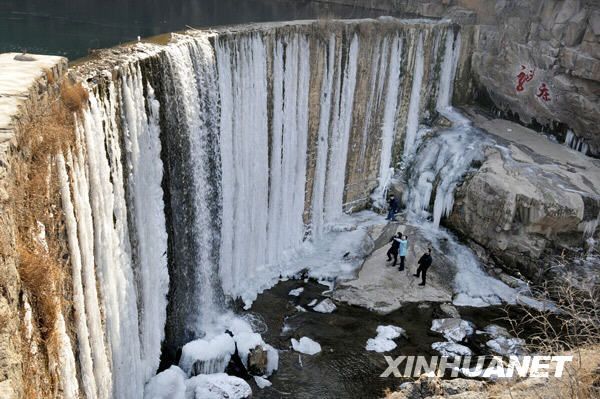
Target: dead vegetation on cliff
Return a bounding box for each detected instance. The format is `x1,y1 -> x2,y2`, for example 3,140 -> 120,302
11,75 -> 85,397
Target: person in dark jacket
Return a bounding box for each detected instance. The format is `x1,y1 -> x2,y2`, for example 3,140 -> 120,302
413,248 -> 432,286
386,195 -> 399,221
386,232 -> 403,266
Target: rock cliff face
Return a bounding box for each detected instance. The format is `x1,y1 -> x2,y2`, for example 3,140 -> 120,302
0,53 -> 68,399
307,0 -> 600,156
447,110 -> 600,279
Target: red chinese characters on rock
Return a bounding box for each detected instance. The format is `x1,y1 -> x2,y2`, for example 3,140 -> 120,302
536,83 -> 551,102
516,65 -> 535,92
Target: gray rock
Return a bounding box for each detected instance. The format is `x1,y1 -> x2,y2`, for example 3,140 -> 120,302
439,303 -> 461,318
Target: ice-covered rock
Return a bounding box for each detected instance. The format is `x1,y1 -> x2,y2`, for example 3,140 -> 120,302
234,332 -> 279,377
144,366 -> 186,399
313,298 -> 337,313
179,334 -> 235,376
289,287 -> 304,297
254,375 -> 272,389
431,341 -> 472,357
291,337 -> 321,355
486,336 -> 526,356
365,325 -> 406,353
431,318 -> 475,342
185,373 -> 252,399
482,324 -> 511,338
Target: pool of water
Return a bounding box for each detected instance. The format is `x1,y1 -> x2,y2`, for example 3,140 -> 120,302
0,0 -> 406,60
243,279 -> 517,399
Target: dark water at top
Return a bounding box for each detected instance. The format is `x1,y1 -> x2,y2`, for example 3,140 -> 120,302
0,0 -> 395,61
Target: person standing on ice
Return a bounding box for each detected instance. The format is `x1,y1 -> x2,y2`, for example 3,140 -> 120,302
386,232 -> 403,266
398,235 -> 408,271
413,248 -> 432,286
386,195 -> 399,220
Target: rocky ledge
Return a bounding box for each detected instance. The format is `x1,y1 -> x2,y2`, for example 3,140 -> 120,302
447,108 -> 600,280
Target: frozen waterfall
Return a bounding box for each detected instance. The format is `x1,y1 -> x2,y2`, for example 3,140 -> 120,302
60,19 -> 465,397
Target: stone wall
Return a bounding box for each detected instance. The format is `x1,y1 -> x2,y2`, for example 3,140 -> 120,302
295,0 -> 600,156
0,53 -> 67,399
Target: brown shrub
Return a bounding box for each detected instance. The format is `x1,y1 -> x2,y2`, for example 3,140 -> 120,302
60,80 -> 89,113
44,68 -> 55,85
10,75 -> 83,396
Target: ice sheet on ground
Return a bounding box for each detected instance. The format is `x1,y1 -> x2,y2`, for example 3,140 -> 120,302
185,373 -> 251,399
408,222 -> 522,308
431,318 -> 475,342
431,341 -> 472,357
365,325 -> 406,352
313,298 -> 337,313
288,287 -> 304,296
291,337 -> 322,355
307,299 -> 318,307
144,366 -> 186,399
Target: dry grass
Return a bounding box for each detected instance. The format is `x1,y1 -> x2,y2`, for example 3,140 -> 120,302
60,80 -> 89,113
44,68 -> 55,85
487,345 -> 600,399
11,75 -> 84,398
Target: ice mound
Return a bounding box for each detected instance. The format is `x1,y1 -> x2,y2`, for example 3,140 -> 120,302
185,373 -> 251,399
431,318 -> 475,342
365,325 -> 406,352
291,337 -> 322,355
313,298 -> 337,313
144,366 -> 186,399
431,341 -> 472,357
179,334 -> 235,376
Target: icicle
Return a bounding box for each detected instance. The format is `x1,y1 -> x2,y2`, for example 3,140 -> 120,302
372,35 -> 403,205
324,34 -> 359,222
310,35 -> 336,239
57,153 -> 98,399
403,32 -> 425,157
119,64 -> 169,381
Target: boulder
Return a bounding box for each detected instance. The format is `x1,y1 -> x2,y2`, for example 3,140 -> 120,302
247,346 -> 268,376
431,319 -> 475,343
439,303 -> 460,318
447,115 -> 600,280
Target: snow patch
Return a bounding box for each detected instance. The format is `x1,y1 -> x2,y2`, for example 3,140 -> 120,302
291,337 -> 322,355
365,325 -> 406,352
185,373 -> 251,399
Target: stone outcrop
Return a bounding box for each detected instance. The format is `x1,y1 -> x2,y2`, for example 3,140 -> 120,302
469,0 -> 600,156
387,376 -> 487,399
447,110 -> 600,279
304,0 -> 600,155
